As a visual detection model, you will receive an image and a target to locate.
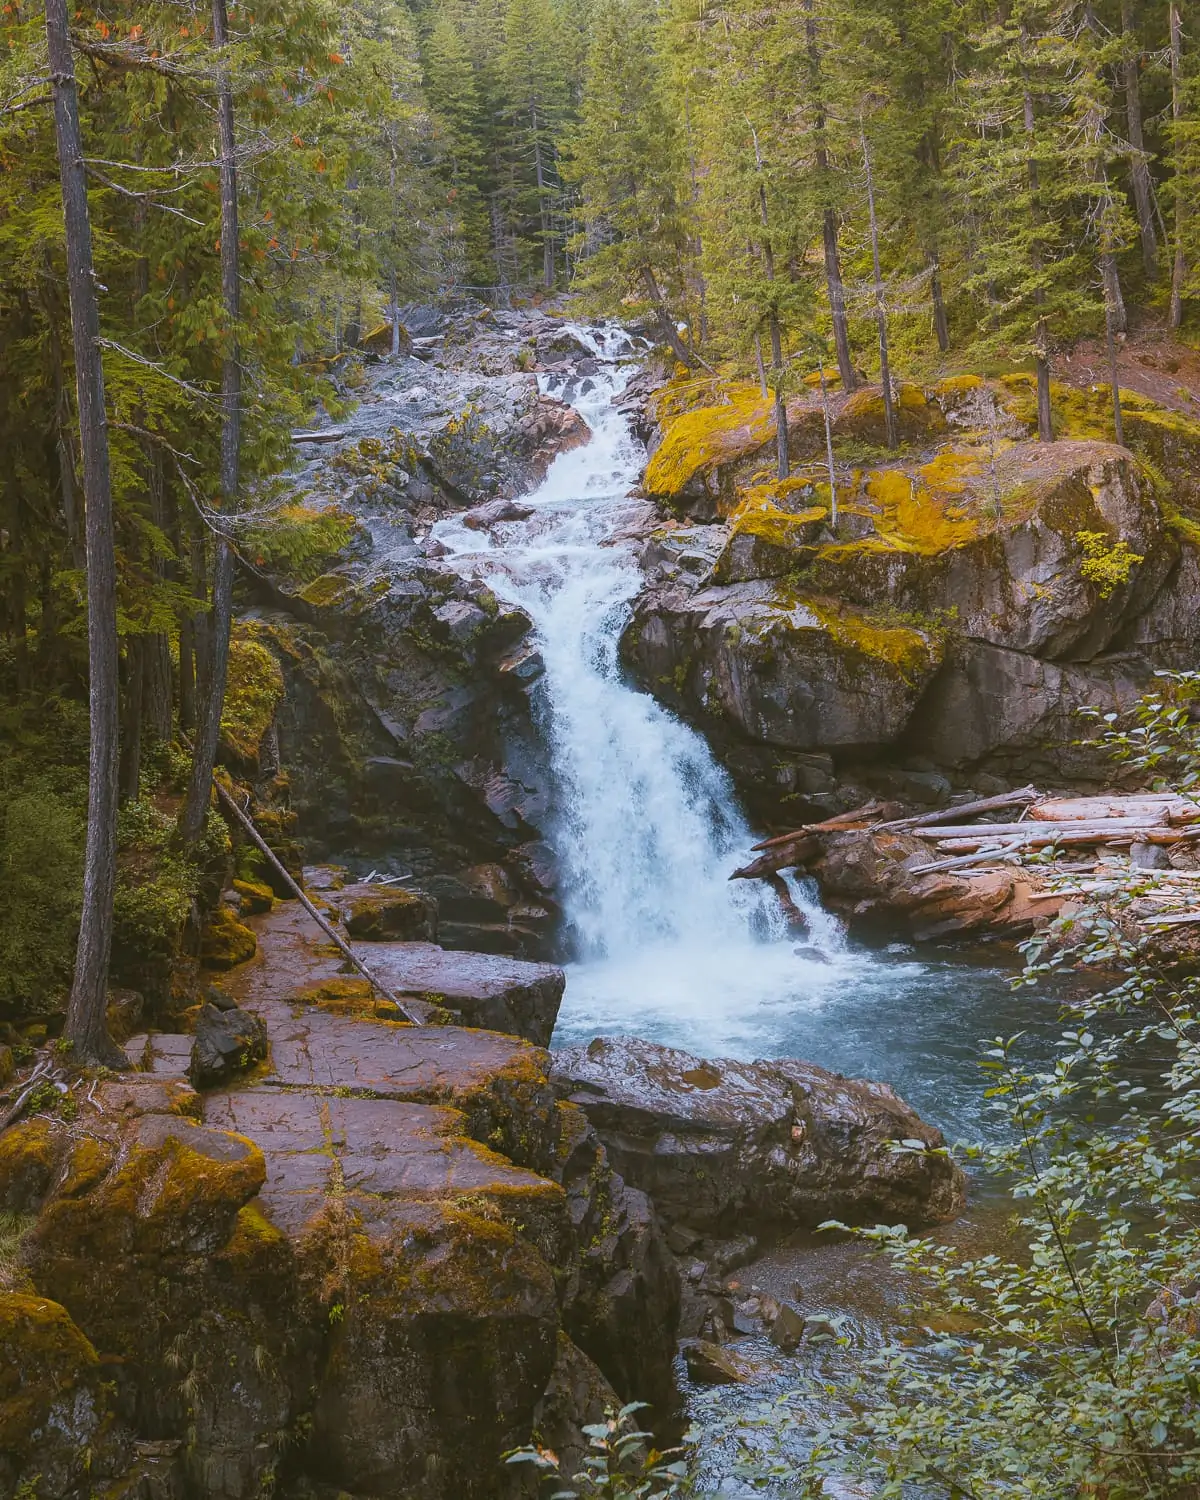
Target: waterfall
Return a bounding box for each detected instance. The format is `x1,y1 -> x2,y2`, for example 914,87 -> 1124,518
433,325 -> 849,1052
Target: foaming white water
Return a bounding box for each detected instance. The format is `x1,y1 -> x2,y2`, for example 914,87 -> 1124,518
433,324 -> 855,1054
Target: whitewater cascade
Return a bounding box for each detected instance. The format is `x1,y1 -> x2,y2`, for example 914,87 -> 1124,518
433,326 -> 846,1050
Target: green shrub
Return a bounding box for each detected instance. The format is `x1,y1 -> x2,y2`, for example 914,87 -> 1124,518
243,502 -> 357,583
720,676 -> 1200,1499
0,784 -> 84,1015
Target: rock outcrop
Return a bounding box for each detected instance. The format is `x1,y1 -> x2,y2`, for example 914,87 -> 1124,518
625,371 -> 1200,811
551,1036 -> 966,1236
1,915 -> 679,1499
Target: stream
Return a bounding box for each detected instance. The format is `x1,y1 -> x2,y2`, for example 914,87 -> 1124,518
432,327 -> 1063,1490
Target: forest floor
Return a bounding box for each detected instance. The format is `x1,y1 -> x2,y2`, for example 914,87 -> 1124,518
1064,322 -> 1200,418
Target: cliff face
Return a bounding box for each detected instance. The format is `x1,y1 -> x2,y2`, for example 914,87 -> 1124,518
622,370 -> 1200,819
0,898 -> 681,1500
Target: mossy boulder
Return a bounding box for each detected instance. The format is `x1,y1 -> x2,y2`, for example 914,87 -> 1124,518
199,905 -> 258,970
642,379 -> 778,520
713,490 -> 828,584
232,877 -> 275,914
624,578 -> 943,753
0,1291 -> 114,1499
331,881 -> 439,942
0,1117 -> 70,1212
219,622 -> 285,766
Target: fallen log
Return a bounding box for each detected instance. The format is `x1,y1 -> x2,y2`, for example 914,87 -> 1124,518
906,846 -> 1031,875
292,427 -> 348,444
749,800 -> 899,853
1030,796 -> 1200,823
731,834 -> 823,880
932,825 -> 1200,854
915,814 -> 1173,840
875,785 -> 1039,832
212,778 -> 424,1025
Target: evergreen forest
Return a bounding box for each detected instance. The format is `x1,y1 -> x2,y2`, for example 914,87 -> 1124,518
7,3 -> 1200,1495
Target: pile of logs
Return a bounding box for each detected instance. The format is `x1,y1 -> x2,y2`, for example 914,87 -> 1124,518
734,786 -> 1200,898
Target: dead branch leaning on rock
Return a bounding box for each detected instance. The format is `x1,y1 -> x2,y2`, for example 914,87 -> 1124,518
212,778 -> 424,1026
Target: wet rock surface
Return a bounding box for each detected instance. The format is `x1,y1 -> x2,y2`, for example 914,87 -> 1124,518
227,898 -> 565,1046
552,1036 -> 966,1237
228,305 -> 617,960
2,911 -> 677,1500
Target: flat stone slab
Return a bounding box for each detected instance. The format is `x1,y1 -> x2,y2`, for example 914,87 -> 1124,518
250,998 -> 544,1105
204,1087 -> 556,1235
225,902 -> 563,1044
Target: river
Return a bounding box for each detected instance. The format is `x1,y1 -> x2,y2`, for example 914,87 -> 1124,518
432,327 -> 1061,1491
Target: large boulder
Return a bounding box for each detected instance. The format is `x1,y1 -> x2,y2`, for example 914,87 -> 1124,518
229,900 -> 565,1047
2,995 -> 682,1500
799,442 -> 1173,663
329,881 -> 439,942
625,579 -> 943,753
551,1037 -> 966,1236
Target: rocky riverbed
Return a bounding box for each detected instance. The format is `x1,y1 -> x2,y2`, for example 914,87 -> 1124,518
9,304 -> 1200,1497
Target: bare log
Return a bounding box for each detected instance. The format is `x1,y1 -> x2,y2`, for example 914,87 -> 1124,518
1030,796 -> 1200,823
917,814 -> 1172,840
749,800 -> 899,853
875,786 -> 1039,832
213,779 -> 423,1024
731,835 -> 823,881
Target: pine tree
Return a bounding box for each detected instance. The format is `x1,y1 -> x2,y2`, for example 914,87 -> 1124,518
45,0 -> 125,1066
499,0 -> 571,288
951,0 -> 1095,438
564,0 -> 695,362
424,9 -> 493,284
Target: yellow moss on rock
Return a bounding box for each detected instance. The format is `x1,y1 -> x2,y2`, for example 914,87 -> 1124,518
233,878 -> 275,914
0,1118 -> 68,1212
0,1291 -> 101,1464
644,382 -> 775,498
806,598 -> 938,683
37,1116 -> 267,1260
867,467 -> 985,554
200,905 -> 258,971
220,622 -> 285,763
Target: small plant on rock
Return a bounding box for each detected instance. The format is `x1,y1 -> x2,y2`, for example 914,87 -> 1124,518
507,1404 -> 689,1498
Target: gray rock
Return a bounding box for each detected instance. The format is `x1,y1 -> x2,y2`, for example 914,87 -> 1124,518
188,1004 -> 268,1089
768,1302 -> 807,1353
683,1340 -> 761,1386
625,579 -> 943,753
551,1036 -> 966,1236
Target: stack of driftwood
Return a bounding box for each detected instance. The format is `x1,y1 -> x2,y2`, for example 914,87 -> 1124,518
733,785 -> 1200,929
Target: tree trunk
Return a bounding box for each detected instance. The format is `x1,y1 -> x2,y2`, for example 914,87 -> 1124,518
929,250 -> 950,352
1106,303 -> 1125,446
46,0 -> 125,1067
641,265 -> 695,367
753,333 -> 768,397
1170,2 -> 1187,329
804,0 -> 856,390
390,267 -> 400,358
182,0 -> 241,845
751,163 -> 789,480
1121,0 -> 1158,277
532,111 -> 554,291
119,636 -> 143,803
1025,89 -> 1054,442
44,293 -> 85,568
862,129 -> 898,450
818,360 -> 837,528
144,452 -> 173,743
